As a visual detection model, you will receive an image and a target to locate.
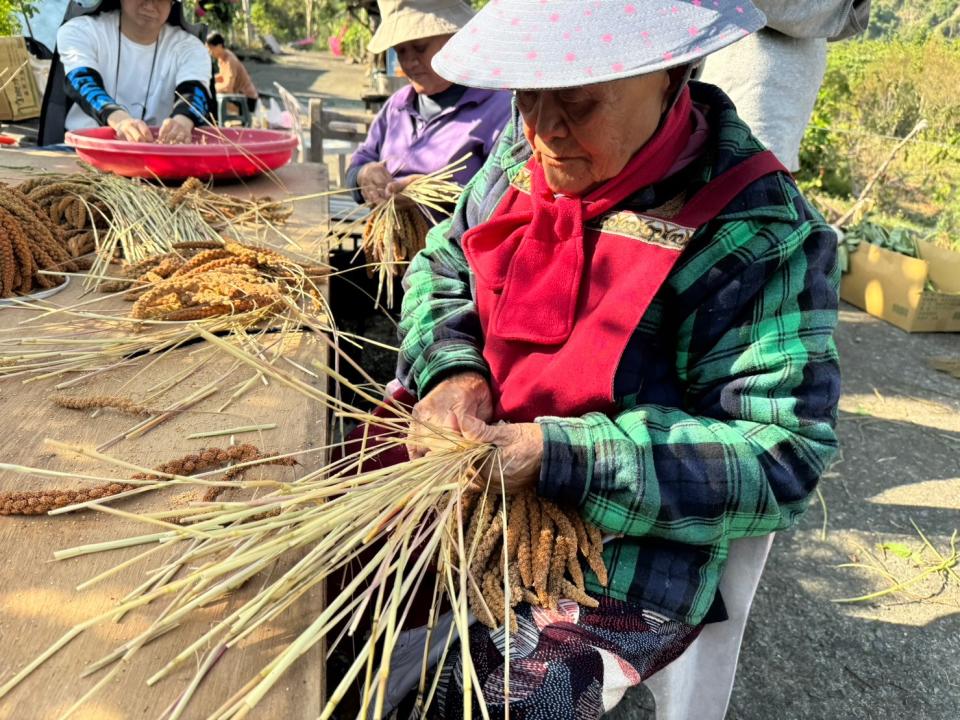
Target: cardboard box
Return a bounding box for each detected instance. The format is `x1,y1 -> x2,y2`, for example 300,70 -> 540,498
0,36 -> 42,121
840,239 -> 960,332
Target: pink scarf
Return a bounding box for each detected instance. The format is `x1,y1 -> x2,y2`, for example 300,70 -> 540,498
463,86 -> 695,344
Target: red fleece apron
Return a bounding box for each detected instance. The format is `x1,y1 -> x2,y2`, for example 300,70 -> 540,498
463,149 -> 788,423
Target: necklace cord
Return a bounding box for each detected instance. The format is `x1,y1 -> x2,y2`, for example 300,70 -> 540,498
115,15 -> 160,122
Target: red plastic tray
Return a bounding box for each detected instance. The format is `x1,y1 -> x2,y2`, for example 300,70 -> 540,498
64,127 -> 299,181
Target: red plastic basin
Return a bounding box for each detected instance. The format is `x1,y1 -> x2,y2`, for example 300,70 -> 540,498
64,127 -> 299,181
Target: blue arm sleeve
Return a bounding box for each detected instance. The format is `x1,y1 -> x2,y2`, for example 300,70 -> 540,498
171,80 -> 213,126
64,67 -> 124,126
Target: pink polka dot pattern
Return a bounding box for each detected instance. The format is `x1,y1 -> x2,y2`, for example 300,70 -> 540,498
432,0 -> 764,89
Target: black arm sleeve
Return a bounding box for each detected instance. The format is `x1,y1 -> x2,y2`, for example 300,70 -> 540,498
171,79 -> 214,126
64,66 -> 124,126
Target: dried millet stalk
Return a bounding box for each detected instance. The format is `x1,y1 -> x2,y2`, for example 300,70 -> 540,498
479,568 -> 514,632
464,490 -> 497,561
172,239 -> 224,252
50,393 -> 153,416
2,188 -> 77,274
460,489 -> 610,629
199,451 -> 297,503
0,232 -> 15,298
547,536 -> 570,609
532,525 -> 554,600
560,580 -> 599,608
168,177 -> 204,208
470,512 -> 504,577
0,444 -> 280,516
170,248 -> 235,277
506,492 -> 526,561
585,523 -> 608,587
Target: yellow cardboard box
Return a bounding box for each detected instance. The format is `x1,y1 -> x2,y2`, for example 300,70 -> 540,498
0,36 -> 43,121
840,240 -> 960,332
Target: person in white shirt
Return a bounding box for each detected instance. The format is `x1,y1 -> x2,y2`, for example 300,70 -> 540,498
57,0 -> 212,144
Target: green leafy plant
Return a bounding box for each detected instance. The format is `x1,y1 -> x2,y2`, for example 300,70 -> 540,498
341,20 -> 372,63
1,0 -> 36,36
799,34 -> 960,246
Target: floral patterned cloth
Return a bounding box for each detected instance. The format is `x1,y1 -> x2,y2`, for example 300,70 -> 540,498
424,596 -> 701,720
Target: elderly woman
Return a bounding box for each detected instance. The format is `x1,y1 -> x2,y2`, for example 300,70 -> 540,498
395,1 -> 841,717
56,0 -> 212,144
345,0 -> 512,206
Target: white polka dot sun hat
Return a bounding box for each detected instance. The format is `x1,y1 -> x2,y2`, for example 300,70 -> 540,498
432,0 -> 767,89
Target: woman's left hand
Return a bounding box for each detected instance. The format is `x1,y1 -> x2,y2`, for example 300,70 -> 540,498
458,416 -> 543,493
158,115 -> 195,144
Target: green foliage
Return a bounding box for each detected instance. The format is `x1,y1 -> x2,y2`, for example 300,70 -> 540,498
868,0 -> 960,40
798,34 -> 960,242
250,0 -> 310,43
342,21 -> 371,62
1,0 -> 35,36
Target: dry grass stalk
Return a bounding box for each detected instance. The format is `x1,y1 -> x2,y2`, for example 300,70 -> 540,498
0,338 -> 516,720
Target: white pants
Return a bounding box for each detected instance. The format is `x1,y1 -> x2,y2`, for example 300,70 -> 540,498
645,534 -> 776,720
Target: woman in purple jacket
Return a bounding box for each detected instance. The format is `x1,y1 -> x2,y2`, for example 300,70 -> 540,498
346,0 -> 512,206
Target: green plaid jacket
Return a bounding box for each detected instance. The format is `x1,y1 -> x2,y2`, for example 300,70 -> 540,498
398,83 -> 841,625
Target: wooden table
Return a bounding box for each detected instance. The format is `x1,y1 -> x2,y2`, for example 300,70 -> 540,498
0,152 -> 331,719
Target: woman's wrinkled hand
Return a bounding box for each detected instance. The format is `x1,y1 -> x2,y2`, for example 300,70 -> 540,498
459,416 -> 543,493
357,162 -> 394,205
157,115 -> 195,144
407,372 -> 493,460
107,110 -> 153,143
385,173 -> 425,200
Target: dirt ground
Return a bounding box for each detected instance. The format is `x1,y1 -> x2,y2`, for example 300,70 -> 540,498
252,50 -> 960,720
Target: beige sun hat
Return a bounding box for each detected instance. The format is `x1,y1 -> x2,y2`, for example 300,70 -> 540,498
367,0 -> 476,54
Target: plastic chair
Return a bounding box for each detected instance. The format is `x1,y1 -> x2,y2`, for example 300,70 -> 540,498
217,93 -> 251,127
644,534 -> 775,720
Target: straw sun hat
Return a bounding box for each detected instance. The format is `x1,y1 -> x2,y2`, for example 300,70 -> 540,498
432,0 -> 767,90
367,0 -> 477,55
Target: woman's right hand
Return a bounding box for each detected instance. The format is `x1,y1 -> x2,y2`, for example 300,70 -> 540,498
407,372 -> 494,460
357,161 -> 394,205
107,110 -> 153,143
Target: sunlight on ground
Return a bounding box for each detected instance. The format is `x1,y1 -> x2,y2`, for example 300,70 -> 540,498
839,393 -> 960,433
868,478 -> 960,510
837,309 -> 879,324
823,531 -> 960,628
0,588 -> 151,640
839,600 -> 960,628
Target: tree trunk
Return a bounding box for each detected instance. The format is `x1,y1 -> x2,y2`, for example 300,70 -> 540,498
240,0 -> 252,46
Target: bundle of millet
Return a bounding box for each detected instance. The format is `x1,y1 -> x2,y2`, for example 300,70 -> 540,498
98,240 -> 325,321
459,488 -> 608,632
0,185 -> 79,297
15,177 -> 112,264
361,204 -> 431,277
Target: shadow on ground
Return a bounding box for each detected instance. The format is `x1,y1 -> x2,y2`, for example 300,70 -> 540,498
611,305 -> 960,720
